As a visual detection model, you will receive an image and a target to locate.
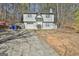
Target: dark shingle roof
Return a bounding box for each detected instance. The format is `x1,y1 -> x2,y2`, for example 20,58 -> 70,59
24,12 -> 54,14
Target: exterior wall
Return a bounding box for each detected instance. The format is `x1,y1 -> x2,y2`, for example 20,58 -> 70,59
24,23 -> 37,29
23,13 -> 57,29
23,14 -> 36,22
24,22 -> 57,29
42,23 -> 57,29
42,14 -> 54,22
23,14 -> 54,22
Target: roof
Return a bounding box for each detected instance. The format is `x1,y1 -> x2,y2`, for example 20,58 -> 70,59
24,12 -> 54,14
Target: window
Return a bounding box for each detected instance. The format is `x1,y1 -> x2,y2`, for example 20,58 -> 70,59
28,14 -> 32,17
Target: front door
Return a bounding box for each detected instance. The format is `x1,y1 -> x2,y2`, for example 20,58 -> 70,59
37,24 -> 41,29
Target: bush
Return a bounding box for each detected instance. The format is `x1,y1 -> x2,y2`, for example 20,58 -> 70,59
74,8 -> 79,32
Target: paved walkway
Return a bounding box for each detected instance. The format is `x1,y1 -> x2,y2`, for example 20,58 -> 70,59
0,31 -> 58,56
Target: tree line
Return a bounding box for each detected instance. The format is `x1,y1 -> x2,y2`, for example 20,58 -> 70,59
0,3 -> 79,31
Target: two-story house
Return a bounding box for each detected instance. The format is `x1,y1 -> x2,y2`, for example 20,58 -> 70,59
23,12 -> 57,29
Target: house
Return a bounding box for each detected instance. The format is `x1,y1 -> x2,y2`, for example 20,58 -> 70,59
23,12 -> 57,29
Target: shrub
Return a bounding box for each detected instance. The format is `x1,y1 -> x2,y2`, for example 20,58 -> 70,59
74,8 -> 79,32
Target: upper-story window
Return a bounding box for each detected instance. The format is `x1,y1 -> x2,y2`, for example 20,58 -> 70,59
46,14 -> 50,18
28,14 -> 32,17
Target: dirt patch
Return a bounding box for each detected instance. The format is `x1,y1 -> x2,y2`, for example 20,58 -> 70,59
35,29 -> 79,56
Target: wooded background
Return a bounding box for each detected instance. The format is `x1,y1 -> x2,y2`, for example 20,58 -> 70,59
0,3 -> 79,30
